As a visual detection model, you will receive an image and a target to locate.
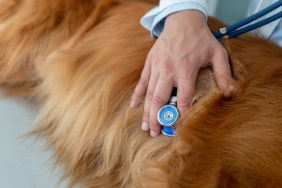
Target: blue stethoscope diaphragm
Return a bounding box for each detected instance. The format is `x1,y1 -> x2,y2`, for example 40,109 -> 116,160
157,96 -> 179,137
158,105 -> 179,127
161,126 -> 176,137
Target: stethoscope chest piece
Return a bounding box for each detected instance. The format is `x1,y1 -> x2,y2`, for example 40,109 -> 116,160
157,96 -> 179,137
161,125 -> 177,137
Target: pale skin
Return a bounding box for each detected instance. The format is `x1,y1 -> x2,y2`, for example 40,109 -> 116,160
130,10 -> 232,137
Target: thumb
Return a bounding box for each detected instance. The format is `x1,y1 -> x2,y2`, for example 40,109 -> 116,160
212,50 -> 234,94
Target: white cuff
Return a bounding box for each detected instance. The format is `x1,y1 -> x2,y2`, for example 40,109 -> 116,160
141,1 -> 208,37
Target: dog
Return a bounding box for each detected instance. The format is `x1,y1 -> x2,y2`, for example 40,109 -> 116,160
1,0 -> 282,187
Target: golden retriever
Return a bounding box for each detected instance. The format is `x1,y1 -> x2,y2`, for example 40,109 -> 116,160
0,0 -> 282,187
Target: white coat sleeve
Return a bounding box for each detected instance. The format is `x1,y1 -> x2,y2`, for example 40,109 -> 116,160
141,0 -> 208,37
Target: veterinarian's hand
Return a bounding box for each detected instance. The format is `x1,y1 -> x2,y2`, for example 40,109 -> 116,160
130,10 -> 232,137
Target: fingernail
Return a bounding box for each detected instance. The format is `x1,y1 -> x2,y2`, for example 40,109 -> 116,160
150,130 -> 159,138
129,100 -> 136,108
141,122 -> 149,131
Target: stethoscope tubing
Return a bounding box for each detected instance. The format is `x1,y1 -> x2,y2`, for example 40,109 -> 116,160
214,0 -> 282,39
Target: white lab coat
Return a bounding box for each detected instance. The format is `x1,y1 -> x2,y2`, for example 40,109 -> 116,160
248,0 -> 282,46
142,0 -> 282,46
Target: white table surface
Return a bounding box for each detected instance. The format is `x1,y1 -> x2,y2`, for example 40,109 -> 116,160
0,96 -> 68,188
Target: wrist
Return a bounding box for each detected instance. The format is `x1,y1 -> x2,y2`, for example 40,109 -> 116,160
140,2 -> 208,38
166,10 -> 206,27
164,10 -> 207,35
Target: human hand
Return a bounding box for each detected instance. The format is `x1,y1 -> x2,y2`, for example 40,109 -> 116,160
130,10 -> 232,137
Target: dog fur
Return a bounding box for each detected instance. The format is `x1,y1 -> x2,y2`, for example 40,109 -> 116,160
1,0 -> 282,187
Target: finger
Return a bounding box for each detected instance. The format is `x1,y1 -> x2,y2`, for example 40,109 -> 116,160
212,49 -> 233,93
149,77 -> 173,137
130,60 -> 151,108
141,73 -> 159,132
177,66 -> 198,115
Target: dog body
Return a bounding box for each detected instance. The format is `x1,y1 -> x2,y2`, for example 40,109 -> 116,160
0,0 -> 282,187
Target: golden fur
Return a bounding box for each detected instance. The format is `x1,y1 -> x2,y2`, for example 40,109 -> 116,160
1,0 -> 282,187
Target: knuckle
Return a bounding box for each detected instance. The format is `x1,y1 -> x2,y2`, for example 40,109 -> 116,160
142,112 -> 149,121
149,118 -> 159,130
138,77 -> 148,88
186,64 -> 196,73
223,71 -> 231,77
132,88 -> 144,100
217,47 -> 228,58
177,97 -> 193,108
217,67 -> 231,77
158,60 -> 176,79
182,58 -> 197,71
152,95 -> 165,107
130,95 -> 138,103
146,89 -> 154,99
162,65 -> 170,75
132,92 -> 142,100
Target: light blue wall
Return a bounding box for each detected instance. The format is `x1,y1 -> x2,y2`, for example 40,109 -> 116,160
215,0 -> 251,24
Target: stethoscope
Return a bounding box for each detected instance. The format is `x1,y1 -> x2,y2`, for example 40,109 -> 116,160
214,0 -> 282,40
158,0 -> 282,137
157,88 -> 178,137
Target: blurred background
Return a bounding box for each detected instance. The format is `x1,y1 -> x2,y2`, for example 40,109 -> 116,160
208,0 -> 251,24
0,1 -> 251,188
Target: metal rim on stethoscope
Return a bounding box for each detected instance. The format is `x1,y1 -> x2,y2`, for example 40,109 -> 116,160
157,104 -> 179,127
